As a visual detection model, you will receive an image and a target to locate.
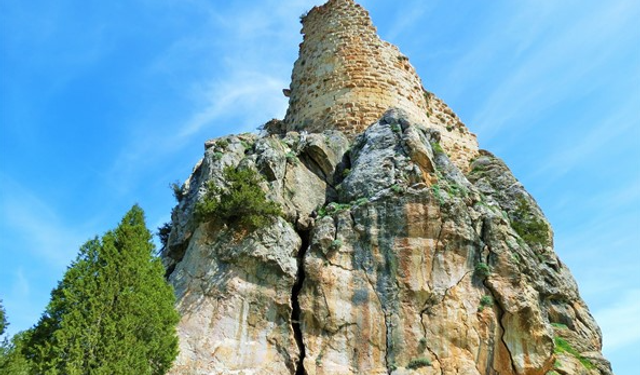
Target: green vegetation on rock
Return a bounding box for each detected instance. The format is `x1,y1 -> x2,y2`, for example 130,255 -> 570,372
195,166 -> 282,229
475,263 -> 491,278
511,197 -> 551,247
554,337 -> 595,370
216,139 -> 229,149
478,295 -> 494,312
285,151 -> 298,164
431,141 -> 444,154
158,222 -> 172,248
406,357 -> 432,369
170,181 -> 184,202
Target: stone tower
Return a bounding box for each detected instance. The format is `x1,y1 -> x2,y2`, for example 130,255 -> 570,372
283,0 -> 479,169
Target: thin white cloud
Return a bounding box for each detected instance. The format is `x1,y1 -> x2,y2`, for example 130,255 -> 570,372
378,0 -> 432,41
12,269 -> 30,299
454,0 -> 640,138
103,0 -> 318,190
595,289 -> 640,352
179,71 -> 288,138
0,175 -> 87,267
530,101 -> 638,181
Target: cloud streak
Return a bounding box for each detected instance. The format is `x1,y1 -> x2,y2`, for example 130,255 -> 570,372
595,289 -> 640,352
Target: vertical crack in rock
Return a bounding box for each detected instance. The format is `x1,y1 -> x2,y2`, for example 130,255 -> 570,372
495,301 -> 519,375
292,229 -> 310,375
366,275 -> 392,375
479,219 -> 519,375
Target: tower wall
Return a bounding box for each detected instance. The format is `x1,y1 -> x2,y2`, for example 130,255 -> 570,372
283,0 -> 479,169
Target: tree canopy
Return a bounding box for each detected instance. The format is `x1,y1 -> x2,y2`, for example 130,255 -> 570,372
23,204 -> 180,375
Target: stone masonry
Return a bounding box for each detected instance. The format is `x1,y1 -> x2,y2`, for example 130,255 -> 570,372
283,0 -> 479,169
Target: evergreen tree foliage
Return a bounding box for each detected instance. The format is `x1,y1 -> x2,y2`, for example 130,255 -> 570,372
0,299 -> 6,336
0,331 -> 33,374
26,205 -> 180,375
195,166 -> 282,228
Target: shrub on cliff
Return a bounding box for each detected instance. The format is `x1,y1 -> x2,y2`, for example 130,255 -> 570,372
511,197 -> 551,247
25,205 -> 180,375
195,166 -> 282,228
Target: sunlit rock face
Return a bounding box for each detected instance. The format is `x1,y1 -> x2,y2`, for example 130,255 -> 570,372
162,110 -> 611,375
161,1 -> 612,374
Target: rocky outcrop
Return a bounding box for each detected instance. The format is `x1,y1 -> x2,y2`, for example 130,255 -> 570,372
161,109 -> 612,375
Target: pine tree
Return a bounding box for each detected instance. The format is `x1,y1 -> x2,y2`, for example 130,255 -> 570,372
27,205 -> 180,375
0,331 -> 33,375
0,299 -> 6,336
0,300 -> 33,374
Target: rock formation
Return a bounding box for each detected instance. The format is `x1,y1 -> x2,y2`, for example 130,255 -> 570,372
161,1 -> 613,374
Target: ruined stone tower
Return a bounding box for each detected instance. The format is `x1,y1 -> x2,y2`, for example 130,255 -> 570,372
283,0 -> 479,169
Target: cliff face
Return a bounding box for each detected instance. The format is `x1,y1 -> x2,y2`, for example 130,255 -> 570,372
161,0 -> 612,373
161,109 -> 612,375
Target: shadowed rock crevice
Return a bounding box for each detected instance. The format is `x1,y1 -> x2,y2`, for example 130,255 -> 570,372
292,229 -> 310,375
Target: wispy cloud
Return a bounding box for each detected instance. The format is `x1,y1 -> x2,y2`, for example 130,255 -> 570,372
452,0 -> 640,139
102,0 -> 317,192
179,71 -> 288,138
0,176 -> 94,335
595,289 -> 640,352
0,175 -> 87,267
530,100 -> 638,181
377,0 -> 432,41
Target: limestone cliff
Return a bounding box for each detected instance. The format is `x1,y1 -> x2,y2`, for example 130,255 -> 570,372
161,110 -> 612,375
160,0 -> 613,374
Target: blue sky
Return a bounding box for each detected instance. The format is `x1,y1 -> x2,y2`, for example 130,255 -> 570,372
1,0 -> 638,373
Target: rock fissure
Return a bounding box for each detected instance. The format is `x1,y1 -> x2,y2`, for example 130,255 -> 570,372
483,273 -> 519,375
497,305 -> 519,375
364,273 -> 392,375
419,310 -> 445,375
291,229 -> 310,375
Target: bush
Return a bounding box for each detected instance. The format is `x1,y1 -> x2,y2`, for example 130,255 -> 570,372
511,198 -> 550,247
170,181 -> 184,201
406,357 -> 431,369
195,166 -> 282,229
475,263 -> 491,278
391,184 -> 403,194
157,222 -> 172,248
431,141 -> 444,154
217,139 -> 229,149
478,295 -> 493,311
355,197 -> 369,206
285,152 -> 298,165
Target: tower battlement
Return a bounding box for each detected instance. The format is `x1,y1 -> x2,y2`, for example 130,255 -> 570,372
283,0 -> 479,169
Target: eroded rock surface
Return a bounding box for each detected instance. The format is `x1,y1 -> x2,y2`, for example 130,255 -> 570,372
162,111 -> 612,375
